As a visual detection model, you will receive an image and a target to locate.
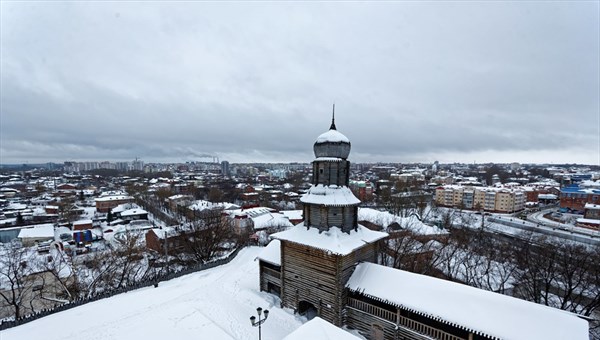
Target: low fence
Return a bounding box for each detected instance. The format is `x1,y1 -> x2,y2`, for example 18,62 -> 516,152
0,246 -> 243,330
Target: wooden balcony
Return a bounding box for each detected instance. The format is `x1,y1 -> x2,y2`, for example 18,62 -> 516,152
262,267 -> 281,280
347,298 -> 465,340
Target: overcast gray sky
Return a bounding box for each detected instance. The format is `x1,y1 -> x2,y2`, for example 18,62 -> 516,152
1,2 -> 598,165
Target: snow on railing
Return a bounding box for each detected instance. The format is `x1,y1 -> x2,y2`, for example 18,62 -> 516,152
347,298 -> 465,340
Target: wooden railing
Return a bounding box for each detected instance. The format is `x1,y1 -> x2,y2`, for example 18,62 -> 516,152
347,298 -> 396,322
347,298 -> 465,340
397,314 -> 464,340
262,267 -> 281,280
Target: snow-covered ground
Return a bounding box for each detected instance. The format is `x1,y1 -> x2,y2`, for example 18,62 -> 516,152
3,247 -> 304,340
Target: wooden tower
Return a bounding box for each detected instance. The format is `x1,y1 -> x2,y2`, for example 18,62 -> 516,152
271,110 -> 388,326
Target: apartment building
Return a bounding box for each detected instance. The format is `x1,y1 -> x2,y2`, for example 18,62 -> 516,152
435,185 -> 525,213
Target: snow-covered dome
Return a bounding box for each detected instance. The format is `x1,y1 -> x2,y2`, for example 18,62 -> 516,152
313,117 -> 351,159
315,129 -> 350,144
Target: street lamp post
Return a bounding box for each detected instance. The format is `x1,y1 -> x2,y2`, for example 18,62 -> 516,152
250,307 -> 269,340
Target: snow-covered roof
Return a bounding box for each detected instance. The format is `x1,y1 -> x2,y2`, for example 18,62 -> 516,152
168,194 -> 189,200
301,185 -> 360,206
281,210 -> 303,221
98,190 -> 127,197
252,212 -> 293,230
0,187 -> 19,193
585,203 -> 600,210
315,129 -> 350,144
581,180 -> 600,188
437,184 -> 525,194
95,195 -> 133,202
121,208 -> 148,217
73,219 -> 93,225
283,317 -> 361,340
577,218 -> 600,225
6,203 -> 27,210
18,224 -> 55,239
228,207 -> 292,230
111,203 -> 137,214
149,226 -> 177,239
189,200 -> 238,211
256,239 -> 281,266
347,262 -> 589,340
314,157 -> 344,162
538,194 -> 558,200
358,208 -> 447,236
271,224 -> 388,256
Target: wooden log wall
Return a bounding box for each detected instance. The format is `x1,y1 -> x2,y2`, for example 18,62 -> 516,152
312,160 -> 350,187
279,238 -> 381,326
280,241 -> 344,326
339,242 -> 379,311
258,261 -> 281,294
304,204 -> 359,231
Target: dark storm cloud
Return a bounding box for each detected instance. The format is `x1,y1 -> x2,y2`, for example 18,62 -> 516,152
1,2 -> 598,164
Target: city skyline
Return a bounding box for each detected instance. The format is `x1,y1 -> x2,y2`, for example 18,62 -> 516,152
1,2 -> 598,165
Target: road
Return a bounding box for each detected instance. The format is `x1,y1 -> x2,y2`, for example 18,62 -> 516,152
527,208 -> 599,237
479,209 -> 600,246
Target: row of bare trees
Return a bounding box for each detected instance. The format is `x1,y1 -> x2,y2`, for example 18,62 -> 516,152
382,227 -> 600,337
174,210 -> 243,264
0,207 -> 243,320
0,241 -> 76,319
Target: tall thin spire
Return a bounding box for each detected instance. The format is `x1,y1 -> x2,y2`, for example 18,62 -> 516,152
330,103 -> 337,130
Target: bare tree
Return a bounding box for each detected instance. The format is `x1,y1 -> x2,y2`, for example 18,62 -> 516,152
79,232 -> 150,295
77,250 -> 119,297
179,209 -> 236,264
111,231 -> 151,288
42,250 -> 76,301
383,231 -> 424,270
513,235 -> 600,324
0,241 -> 39,319
57,197 -> 79,224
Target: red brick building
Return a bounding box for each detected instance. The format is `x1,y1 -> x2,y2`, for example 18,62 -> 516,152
560,185 -> 600,213
73,219 -> 93,230
95,195 -> 134,213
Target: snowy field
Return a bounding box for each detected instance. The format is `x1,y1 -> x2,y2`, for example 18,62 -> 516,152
2,247 -> 304,340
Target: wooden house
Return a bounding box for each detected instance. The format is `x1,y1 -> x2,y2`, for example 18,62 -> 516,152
256,239 -> 282,297
267,115 -> 388,327
259,115 -> 589,340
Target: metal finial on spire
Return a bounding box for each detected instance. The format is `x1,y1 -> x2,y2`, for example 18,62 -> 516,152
330,103 -> 336,130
